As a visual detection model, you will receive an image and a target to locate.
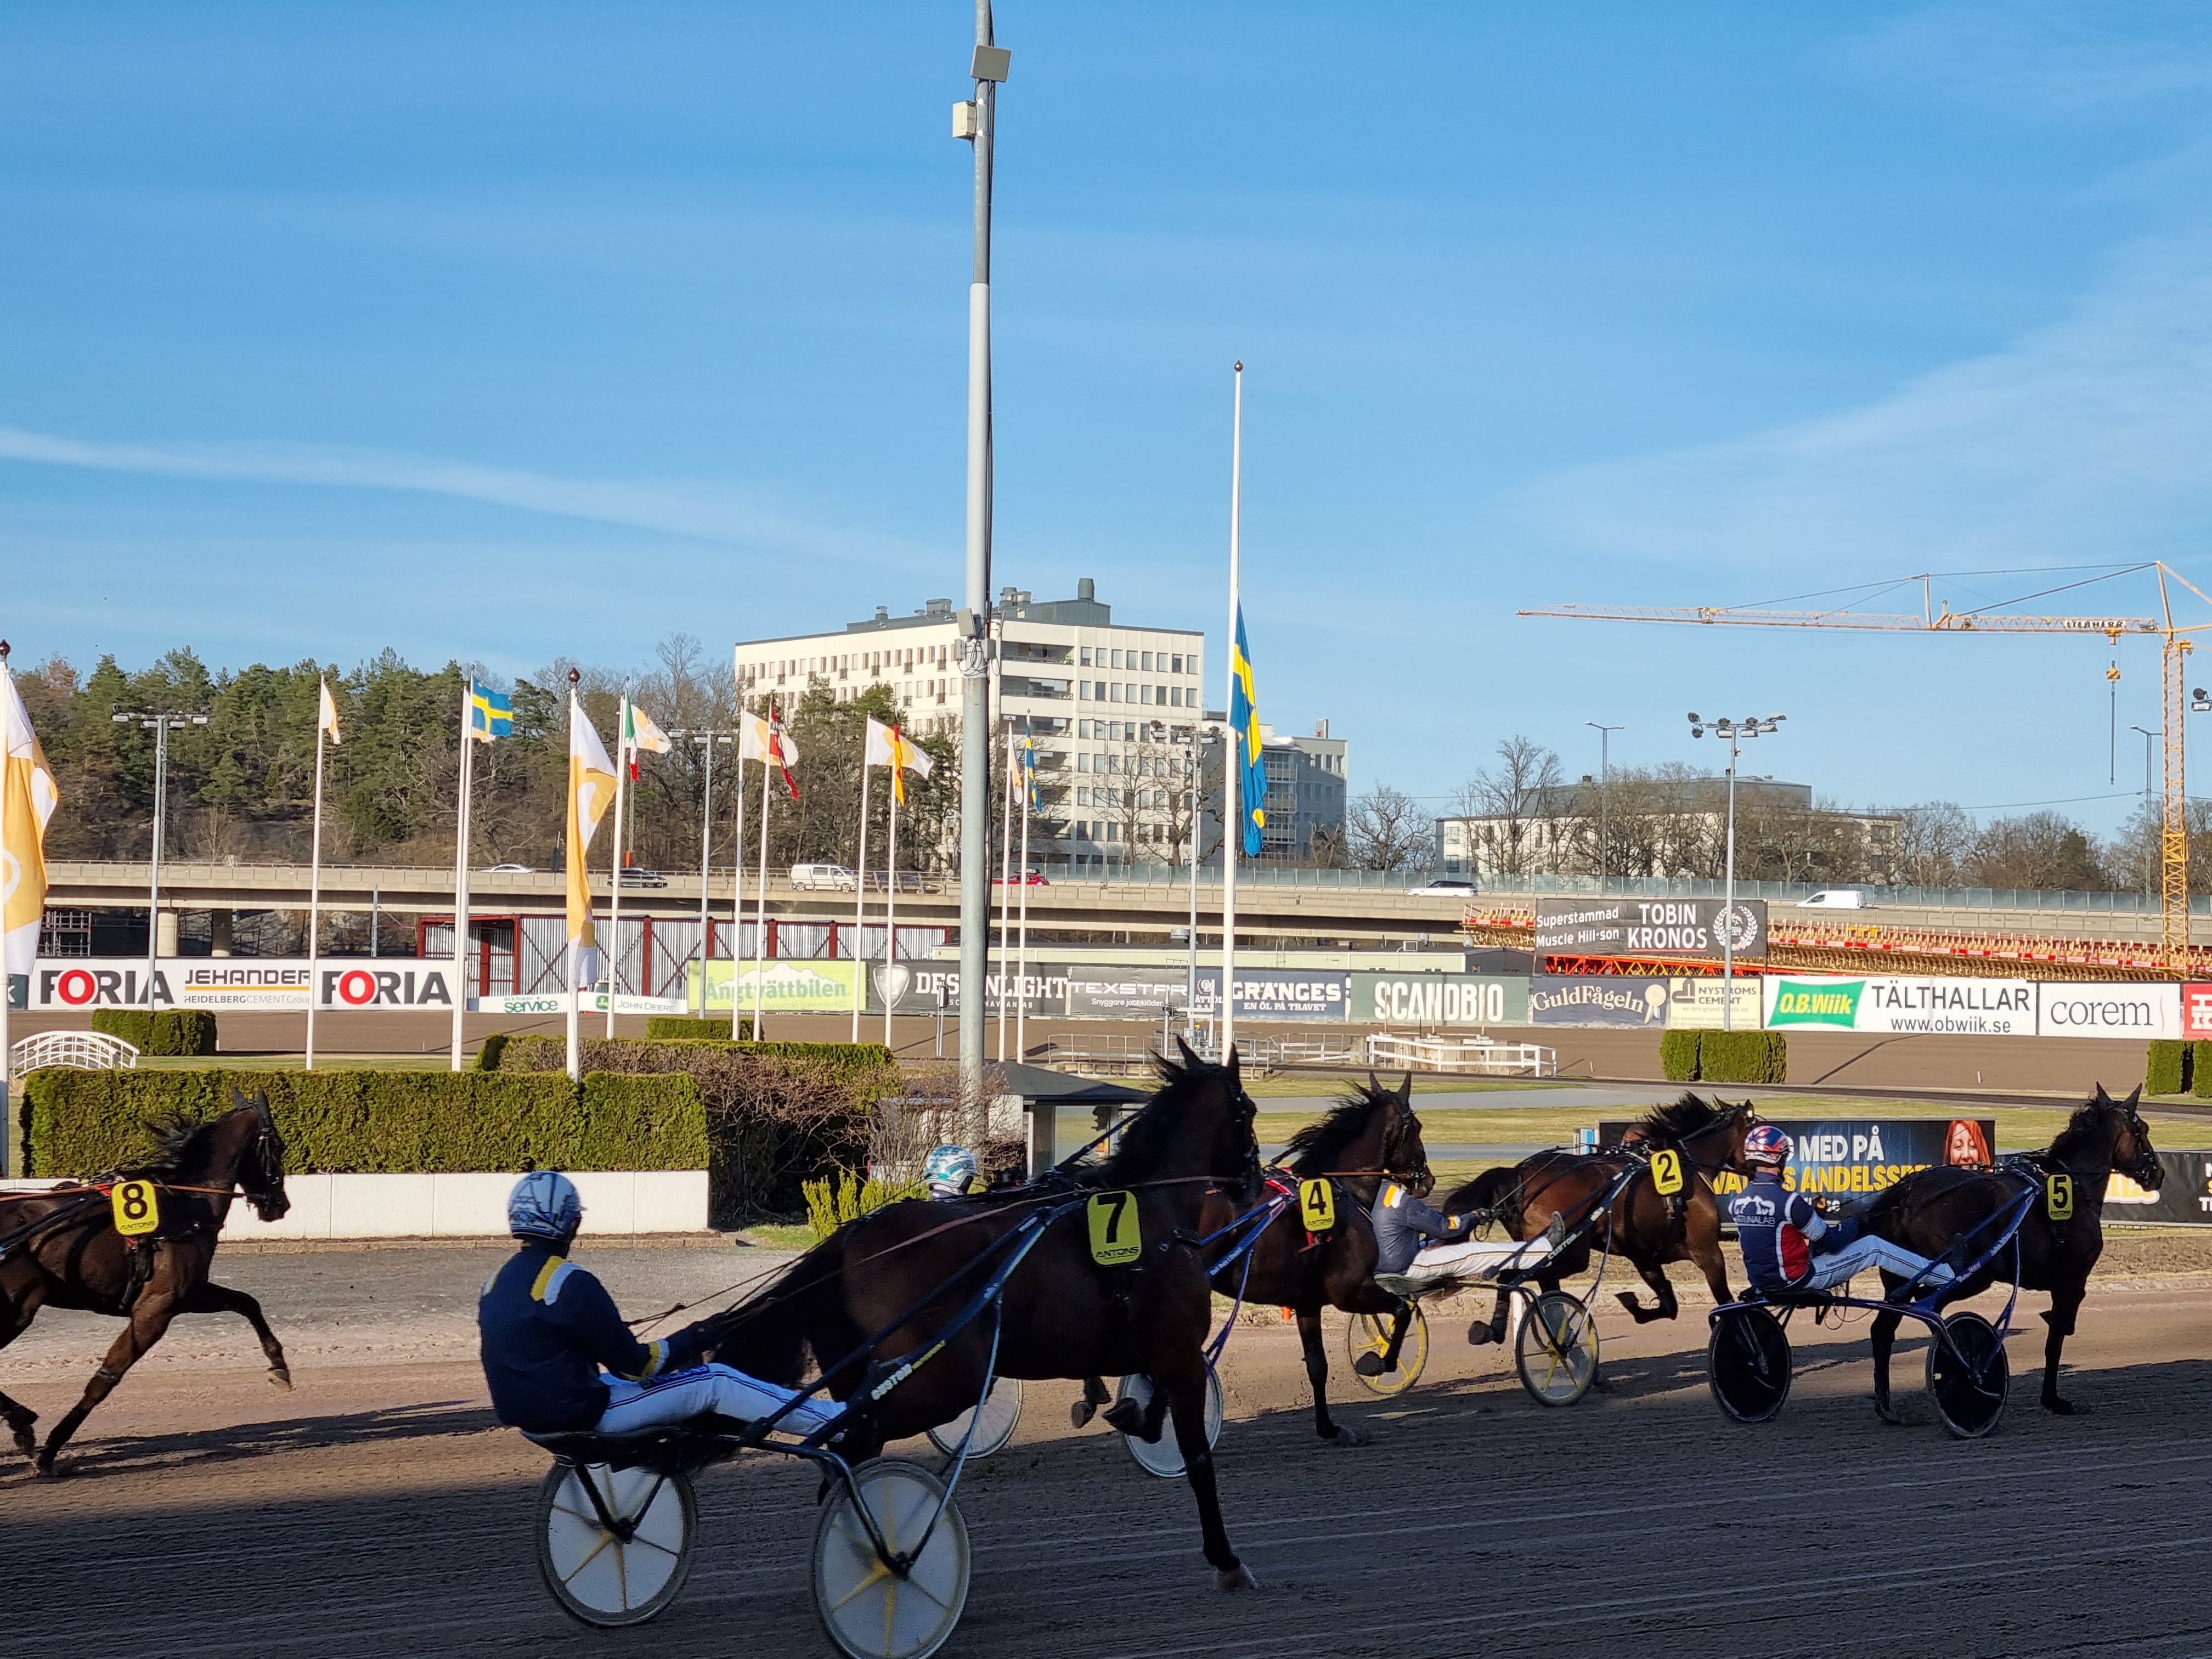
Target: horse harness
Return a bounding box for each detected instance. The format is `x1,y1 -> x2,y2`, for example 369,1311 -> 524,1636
0,1177 -> 233,1311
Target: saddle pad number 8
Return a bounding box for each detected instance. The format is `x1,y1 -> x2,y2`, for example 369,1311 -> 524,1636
1087,1190 -> 1142,1266
111,1180 -> 160,1237
2046,1173 -> 2074,1221
1299,1178 -> 1336,1233
1650,1148 -> 1685,1197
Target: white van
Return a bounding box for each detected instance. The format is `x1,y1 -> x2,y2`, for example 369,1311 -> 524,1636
1795,889 -> 1869,909
789,863 -> 858,891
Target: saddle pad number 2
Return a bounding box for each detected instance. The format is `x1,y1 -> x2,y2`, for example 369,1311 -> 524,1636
1650,1149 -> 1685,1197
1299,1178 -> 1336,1233
2046,1173 -> 2074,1221
111,1180 -> 160,1237
1087,1190 -> 1142,1266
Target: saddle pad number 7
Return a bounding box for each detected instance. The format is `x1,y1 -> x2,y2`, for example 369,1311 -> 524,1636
1088,1190 -> 1142,1266
1299,1178 -> 1336,1233
1650,1149 -> 1685,1197
2046,1173 -> 2074,1221
111,1180 -> 160,1237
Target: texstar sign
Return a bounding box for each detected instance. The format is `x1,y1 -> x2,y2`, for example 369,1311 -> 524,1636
31,958 -> 455,1011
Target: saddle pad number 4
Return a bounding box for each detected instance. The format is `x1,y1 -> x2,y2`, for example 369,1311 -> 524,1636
1650,1149 -> 1685,1197
1299,1178 -> 1336,1233
111,1180 -> 160,1237
1087,1190 -> 1142,1266
2046,1173 -> 2074,1221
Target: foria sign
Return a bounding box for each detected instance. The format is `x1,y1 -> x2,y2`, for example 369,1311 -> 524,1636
320,968 -> 453,1007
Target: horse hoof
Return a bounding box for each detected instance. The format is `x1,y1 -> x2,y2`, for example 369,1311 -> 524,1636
1588,1372 -> 1612,1391
32,1455 -> 60,1480
1351,1353 -> 1387,1378
1329,1425 -> 1371,1448
1101,1400 -> 1148,1437
1216,1564 -> 1260,1593
1069,1401 -> 1097,1429
1466,1322 -> 1499,1347
268,1369 -> 294,1392
2044,1397 -> 2085,1417
1875,1403 -> 1901,1426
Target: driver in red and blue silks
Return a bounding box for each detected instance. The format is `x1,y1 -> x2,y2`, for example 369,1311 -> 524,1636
1731,1127 -> 1954,1299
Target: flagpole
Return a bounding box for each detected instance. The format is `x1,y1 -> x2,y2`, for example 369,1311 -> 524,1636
1015,729 -> 1031,1062
606,687 -> 629,1039
1221,361 -> 1244,1062
852,737 -> 871,1045
449,680 -> 474,1071
0,646 -> 14,1176
753,716 -> 774,1041
883,750 -> 899,1049
996,723 -> 1014,1062
306,683 -> 327,1070
727,698 -> 747,1039
565,673 -> 584,1082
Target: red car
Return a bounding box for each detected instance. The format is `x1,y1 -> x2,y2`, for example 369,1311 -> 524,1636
993,871 -> 1049,885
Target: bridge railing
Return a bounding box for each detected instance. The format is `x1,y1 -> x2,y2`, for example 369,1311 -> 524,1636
8,1030 -> 140,1081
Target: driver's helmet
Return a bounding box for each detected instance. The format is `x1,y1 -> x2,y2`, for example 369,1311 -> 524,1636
922,1144 -> 979,1199
1743,1126 -> 1793,1169
508,1170 -> 584,1244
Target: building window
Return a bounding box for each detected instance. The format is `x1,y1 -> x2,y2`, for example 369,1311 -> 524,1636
1139,651 -> 1152,671
1108,684 -> 1120,702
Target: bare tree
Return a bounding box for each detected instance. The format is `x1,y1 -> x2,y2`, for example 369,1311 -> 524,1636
1883,801 -> 1975,887
1965,811 -> 2107,891
1455,736 -> 1565,876
1347,782 -> 1428,871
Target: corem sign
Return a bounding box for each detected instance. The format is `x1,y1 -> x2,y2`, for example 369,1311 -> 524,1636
1534,898 -> 1767,962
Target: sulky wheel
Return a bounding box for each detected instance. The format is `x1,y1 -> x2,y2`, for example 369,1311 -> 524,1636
926,1376 -> 1024,1460
812,1457 -> 972,1659
1514,1291 -> 1599,1407
1707,1305 -> 1792,1425
535,1462 -> 697,1628
1115,1368 -> 1225,1478
1345,1304 -> 1429,1398
1928,1311 -> 2010,1441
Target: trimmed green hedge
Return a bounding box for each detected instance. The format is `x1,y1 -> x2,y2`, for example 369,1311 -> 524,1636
1696,1030 -> 1787,1085
2147,1038 -> 2190,1097
2193,1041 -> 2212,1100
89,1009 -> 218,1056
646,1015 -> 755,1041
496,1035 -> 892,1080
19,1068 -> 706,1177
472,1032 -> 511,1072
1660,1030 -> 1701,1082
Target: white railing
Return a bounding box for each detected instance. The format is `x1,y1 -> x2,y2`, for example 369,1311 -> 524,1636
8,1030 -> 141,1081
1365,1032 -> 1556,1077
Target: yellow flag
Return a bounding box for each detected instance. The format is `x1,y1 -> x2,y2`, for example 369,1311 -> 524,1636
2,671 -> 60,977
317,679 -> 342,746
566,694 -> 617,948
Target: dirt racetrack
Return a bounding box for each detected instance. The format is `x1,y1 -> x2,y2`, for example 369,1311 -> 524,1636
6,1244 -> 2211,1659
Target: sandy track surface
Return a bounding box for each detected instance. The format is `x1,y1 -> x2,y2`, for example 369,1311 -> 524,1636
4,1249 -> 2210,1659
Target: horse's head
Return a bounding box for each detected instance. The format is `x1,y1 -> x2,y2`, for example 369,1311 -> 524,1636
2095,1084 -> 2161,1190
1636,1092 -> 1763,1173
1286,1070 -> 1431,1195
1164,1037 -> 1261,1208
1375,1071 -> 1432,1196
228,1087 -> 291,1222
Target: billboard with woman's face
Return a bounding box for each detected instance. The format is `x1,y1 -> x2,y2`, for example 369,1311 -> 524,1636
1945,1118 -> 1993,1167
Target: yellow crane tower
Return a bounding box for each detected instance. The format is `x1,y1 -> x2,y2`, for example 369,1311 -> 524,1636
1521,562 -> 2212,972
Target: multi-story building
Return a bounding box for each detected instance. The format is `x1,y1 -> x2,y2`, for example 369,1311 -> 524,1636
732,579 -> 1206,864
1200,721 -> 1351,864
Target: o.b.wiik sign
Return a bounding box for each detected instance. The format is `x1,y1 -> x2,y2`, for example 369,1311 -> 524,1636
1533,898 -> 1767,961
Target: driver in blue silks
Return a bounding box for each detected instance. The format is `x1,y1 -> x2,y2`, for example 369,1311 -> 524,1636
479,1171 -> 843,1437
1731,1127 -> 1954,1299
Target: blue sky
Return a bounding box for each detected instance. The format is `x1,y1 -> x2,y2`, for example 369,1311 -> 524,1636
7,3 -> 2212,831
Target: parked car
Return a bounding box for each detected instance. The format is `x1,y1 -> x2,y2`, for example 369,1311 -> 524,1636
1405,878 -> 1479,895
618,866 -> 668,888
1795,889 -> 1869,909
994,871 -> 1049,887
791,863 -> 859,891
485,862 -> 537,873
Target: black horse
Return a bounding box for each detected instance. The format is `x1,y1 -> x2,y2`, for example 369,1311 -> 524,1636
0,1089 -> 292,1474
1863,1084 -> 2160,1419
719,1042 -> 1265,1591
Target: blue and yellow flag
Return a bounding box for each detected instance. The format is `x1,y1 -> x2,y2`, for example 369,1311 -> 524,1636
1021,720 -> 1040,812
470,681 -> 514,742
1230,607 -> 1266,856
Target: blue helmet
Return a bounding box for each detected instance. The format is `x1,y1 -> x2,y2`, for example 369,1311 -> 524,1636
509,1170 -> 583,1244
922,1144 -> 978,1198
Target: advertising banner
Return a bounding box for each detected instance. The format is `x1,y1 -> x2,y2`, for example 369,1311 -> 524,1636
2185,985 -> 2212,1039
1066,965 -> 1188,1020
30,958 -> 460,1011
1763,975 -> 2035,1036
1656,978 -> 1766,1030
476,992 -> 687,1016
1350,973 -> 1528,1027
2107,1152 -> 2212,1226
690,959 -> 862,1013
876,964 -> 1066,1018
1192,969 -> 1349,1022
1600,1116 -> 2000,1202
1530,976 -> 1672,1026
2034,982 -> 2181,1040
1534,898 -> 1766,961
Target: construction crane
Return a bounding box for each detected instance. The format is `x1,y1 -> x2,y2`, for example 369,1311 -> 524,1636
1521,562 -> 2212,972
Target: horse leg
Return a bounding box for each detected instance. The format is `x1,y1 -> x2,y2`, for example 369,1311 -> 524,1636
1297,1307 -> 1363,1447
2041,1286 -> 2087,1415
0,1295 -> 42,1457
1154,1348 -> 1254,1592
1870,1305 -> 1903,1424
1468,1286 -> 1508,1347
1615,1260 -> 1679,1325
175,1279 -> 292,1390
1071,1374 -> 1112,1429
36,1299 -> 179,1477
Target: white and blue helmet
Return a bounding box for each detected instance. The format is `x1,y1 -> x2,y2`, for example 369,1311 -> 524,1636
922,1144 -> 979,1199
509,1170 -> 583,1244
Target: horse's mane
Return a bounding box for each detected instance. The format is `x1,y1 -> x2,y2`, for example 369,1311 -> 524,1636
2047,1093 -> 2124,1164
1082,1048 -> 1236,1185
1283,1082 -> 1397,1178
129,1110 -> 218,1176
1633,1092 -> 1729,1144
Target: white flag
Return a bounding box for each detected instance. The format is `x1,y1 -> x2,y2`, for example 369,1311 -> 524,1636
863,716 -> 895,769
566,695 -> 618,947
623,698 -> 670,758
737,710 -> 799,766
2,672 -> 60,977
318,679 -> 342,746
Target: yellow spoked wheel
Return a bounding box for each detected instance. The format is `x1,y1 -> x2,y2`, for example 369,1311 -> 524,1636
812,1457 -> 972,1659
1513,1291 -> 1599,1407
1344,1305 -> 1429,1397
535,1463 -> 697,1628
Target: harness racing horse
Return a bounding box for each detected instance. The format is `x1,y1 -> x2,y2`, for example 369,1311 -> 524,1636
1863,1084 -> 2160,1420
1440,1093 -> 1758,1350
1192,1073 -> 1431,1447
0,1089 -> 292,1475
721,1041 -> 1266,1591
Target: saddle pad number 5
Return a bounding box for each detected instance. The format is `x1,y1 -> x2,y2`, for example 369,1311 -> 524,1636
1650,1148 -> 1685,1197
2046,1173 -> 2074,1221
1087,1190 -> 1142,1266
1299,1178 -> 1336,1233
111,1180 -> 160,1237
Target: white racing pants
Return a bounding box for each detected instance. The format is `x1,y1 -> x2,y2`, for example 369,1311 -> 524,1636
1403,1235 -> 1554,1285
595,1363 -> 845,1437
1795,1234 -> 1954,1294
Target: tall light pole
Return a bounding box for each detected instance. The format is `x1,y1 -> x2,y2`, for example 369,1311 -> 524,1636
112,709 -> 208,1009
2132,724 -> 2162,901
1688,711 -> 1782,1030
668,729 -> 731,1016
1584,720 -> 1622,893
955,9 -> 1010,1093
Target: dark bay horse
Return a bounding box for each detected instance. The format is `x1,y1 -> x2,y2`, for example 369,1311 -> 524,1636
1193,1074 -> 1430,1447
1864,1084 -> 2160,1419
0,1090 -> 291,1475
1440,1093 -> 1757,1347
720,1043 -> 1265,1590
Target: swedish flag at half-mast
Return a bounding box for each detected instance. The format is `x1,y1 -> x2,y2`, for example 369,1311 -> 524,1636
1231,606 -> 1266,856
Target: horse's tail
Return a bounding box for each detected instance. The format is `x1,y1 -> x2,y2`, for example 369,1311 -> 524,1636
715,1235 -> 846,1387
